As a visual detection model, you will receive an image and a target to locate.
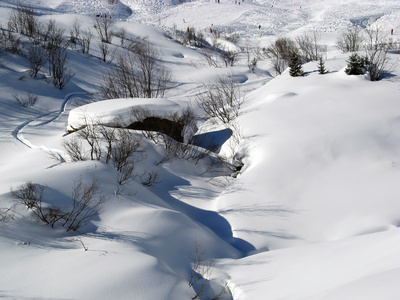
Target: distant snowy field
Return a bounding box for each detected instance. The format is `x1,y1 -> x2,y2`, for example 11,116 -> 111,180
1,0 -> 400,299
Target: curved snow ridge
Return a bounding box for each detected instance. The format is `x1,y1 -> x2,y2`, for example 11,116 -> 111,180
67,97 -> 182,129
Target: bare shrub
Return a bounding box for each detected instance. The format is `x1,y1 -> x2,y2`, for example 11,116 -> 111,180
50,46 -> 75,89
263,37 -> 298,75
196,76 -> 244,124
112,129 -> 142,172
62,137 -> 85,161
0,28 -> 21,53
337,25 -> 364,53
204,50 -> 221,68
98,40 -> 112,62
296,30 -> 325,62
364,25 -> 392,81
8,4 -> 39,37
93,17 -> 114,44
221,48 -> 240,67
11,182 -> 50,224
101,42 -> 172,99
63,178 -> 106,231
76,115 -> 101,160
99,125 -> 117,163
189,242 -> 228,300
25,44 -> 47,78
140,170 -> 160,187
13,92 -> 38,107
11,180 -> 106,231
117,161 -> 136,185
69,18 -> 81,50
0,208 -> 15,222
81,29 -> 93,54
42,19 -> 74,89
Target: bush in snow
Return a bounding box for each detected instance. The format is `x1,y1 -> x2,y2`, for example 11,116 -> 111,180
345,53 -> 368,75
7,4 -> 39,38
317,56 -> 328,74
196,76 -> 244,124
337,25 -> 364,53
289,53 -> 305,77
13,92 -> 38,107
25,44 -> 47,78
100,41 -> 172,99
263,37 -> 298,75
364,25 -> 392,81
11,179 -> 107,231
296,30 -> 325,63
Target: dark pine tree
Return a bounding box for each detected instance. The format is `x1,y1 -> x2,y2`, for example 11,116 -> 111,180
317,56 -> 328,74
345,53 -> 367,75
289,53 -> 305,77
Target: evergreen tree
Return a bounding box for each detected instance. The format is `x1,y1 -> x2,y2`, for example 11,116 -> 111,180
345,53 -> 368,75
317,56 -> 328,74
289,53 -> 305,77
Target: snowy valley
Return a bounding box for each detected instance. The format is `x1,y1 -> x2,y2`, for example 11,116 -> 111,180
1,0 -> 400,299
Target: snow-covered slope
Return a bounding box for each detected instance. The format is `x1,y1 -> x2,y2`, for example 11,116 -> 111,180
1,0 -> 400,299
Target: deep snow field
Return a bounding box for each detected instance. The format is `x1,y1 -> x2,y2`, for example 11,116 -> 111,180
1,0 -> 400,299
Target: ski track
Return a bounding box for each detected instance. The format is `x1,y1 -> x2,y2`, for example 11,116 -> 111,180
13,92 -> 89,150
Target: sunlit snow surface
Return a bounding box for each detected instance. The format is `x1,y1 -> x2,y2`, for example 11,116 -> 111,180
1,0 -> 400,299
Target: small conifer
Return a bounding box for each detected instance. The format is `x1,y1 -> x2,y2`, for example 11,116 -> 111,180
289,53 -> 305,77
317,56 -> 328,74
345,53 -> 368,75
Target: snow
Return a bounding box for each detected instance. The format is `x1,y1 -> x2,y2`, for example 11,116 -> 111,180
1,0 -> 400,299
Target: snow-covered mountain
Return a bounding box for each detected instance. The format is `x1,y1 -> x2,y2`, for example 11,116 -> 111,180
1,0 -> 400,299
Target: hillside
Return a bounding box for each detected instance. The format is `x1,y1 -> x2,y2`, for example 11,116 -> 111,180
1,0 -> 400,299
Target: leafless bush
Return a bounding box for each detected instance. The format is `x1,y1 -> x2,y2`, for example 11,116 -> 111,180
101,42 -> 172,99
8,4 -> 39,37
62,137 -> 85,161
225,33 -> 240,44
0,208 -> 15,222
108,0 -> 118,5
337,25 -> 364,53
114,27 -> 127,46
98,40 -> 115,62
221,48 -> 240,67
93,17 -> 114,44
76,115 -> 101,160
244,39 -> 258,73
63,178 -> 107,231
196,76 -> 244,124
42,19 -> 74,89
11,181 -> 65,227
112,129 -> 142,172
296,30 -> 325,62
263,37 -> 298,75
189,242 -> 227,300
140,170 -> 160,187
364,25 -> 392,81
112,129 -> 143,185
99,125 -> 117,163
204,50 -> 221,68
117,161 -> 136,185
69,18 -> 81,50
0,28 -> 21,53
11,179 -> 106,231
81,29 -> 93,54
13,92 -> 38,107
50,45 -> 75,89
25,44 -> 47,78
11,182 -> 50,224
